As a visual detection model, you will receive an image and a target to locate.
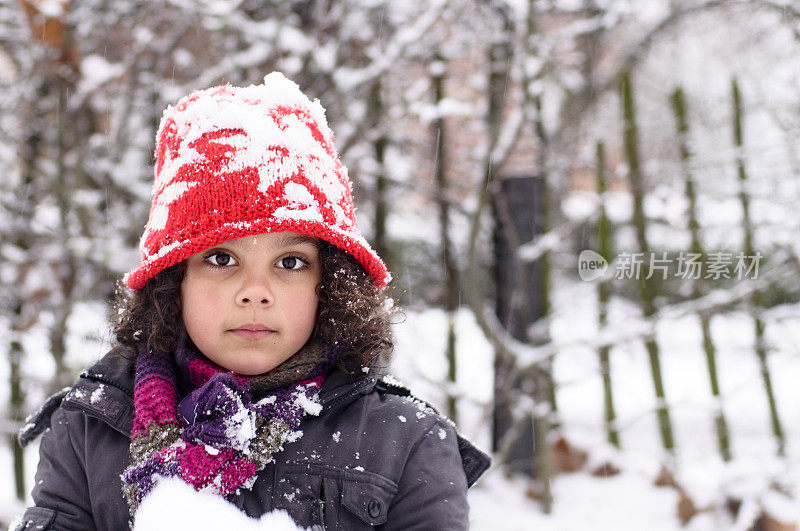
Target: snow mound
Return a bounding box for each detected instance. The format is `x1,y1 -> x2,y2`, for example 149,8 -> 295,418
133,478 -> 304,530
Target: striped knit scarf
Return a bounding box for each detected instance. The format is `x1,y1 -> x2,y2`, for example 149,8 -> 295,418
121,340 -> 339,515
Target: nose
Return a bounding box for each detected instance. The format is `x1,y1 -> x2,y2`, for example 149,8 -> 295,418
236,272 -> 273,306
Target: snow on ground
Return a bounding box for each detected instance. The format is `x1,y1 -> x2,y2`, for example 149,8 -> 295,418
391,274 -> 800,529
468,467 -> 682,531
2,275 -> 799,529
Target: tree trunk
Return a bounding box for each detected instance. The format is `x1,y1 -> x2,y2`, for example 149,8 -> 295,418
431,53 -> 460,423
533,89 -> 558,426
488,22 -> 521,459
527,0 -> 553,511
6,97 -> 45,501
50,78 -> 77,392
369,80 -> 391,270
9,333 -> 26,500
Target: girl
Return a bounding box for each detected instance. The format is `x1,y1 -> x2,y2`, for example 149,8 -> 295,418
15,72 -> 490,530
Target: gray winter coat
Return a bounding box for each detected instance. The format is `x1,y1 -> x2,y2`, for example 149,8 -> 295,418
15,348 -> 490,530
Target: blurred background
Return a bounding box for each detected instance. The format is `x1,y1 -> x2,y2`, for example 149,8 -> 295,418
1,0 -> 800,529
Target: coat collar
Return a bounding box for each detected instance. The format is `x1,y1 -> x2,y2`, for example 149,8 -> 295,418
27,347 -> 491,488
65,346 -> 384,437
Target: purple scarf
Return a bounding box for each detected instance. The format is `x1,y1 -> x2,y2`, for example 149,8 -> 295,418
121,340 -> 339,515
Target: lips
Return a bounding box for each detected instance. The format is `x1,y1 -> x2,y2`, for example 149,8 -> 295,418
228,324 -> 276,340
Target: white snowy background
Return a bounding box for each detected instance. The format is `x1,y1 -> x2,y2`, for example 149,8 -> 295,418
3,0 -> 800,529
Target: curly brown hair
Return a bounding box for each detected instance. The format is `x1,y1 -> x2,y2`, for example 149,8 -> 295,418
112,240 -> 395,375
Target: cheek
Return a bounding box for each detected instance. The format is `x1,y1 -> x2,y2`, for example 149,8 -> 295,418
287,293 -> 319,335
181,280 -> 225,331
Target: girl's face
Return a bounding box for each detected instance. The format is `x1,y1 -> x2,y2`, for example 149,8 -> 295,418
180,231 -> 321,376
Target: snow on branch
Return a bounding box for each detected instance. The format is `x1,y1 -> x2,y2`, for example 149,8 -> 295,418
333,0 -> 449,92
516,210 -> 598,264
192,41 -> 276,90
756,0 -> 800,19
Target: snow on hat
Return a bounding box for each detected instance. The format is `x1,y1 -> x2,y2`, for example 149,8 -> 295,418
124,72 -> 390,290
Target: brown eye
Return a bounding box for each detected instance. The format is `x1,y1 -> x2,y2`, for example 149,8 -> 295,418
204,252 -> 237,267
277,256 -> 306,270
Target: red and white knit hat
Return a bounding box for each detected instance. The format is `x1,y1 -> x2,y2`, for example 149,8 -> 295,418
124,72 -> 389,290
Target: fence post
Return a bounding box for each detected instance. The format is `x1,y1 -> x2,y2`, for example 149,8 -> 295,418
620,70 -> 675,453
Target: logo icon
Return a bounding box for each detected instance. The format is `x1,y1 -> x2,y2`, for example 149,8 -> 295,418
578,250 -> 609,282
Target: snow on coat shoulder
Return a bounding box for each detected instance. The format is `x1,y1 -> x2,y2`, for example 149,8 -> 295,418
133,478 -> 304,531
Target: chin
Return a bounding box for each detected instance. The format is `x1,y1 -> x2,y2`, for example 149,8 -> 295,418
217,351 -> 279,376
233,359 -> 281,376
233,365 -> 274,376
